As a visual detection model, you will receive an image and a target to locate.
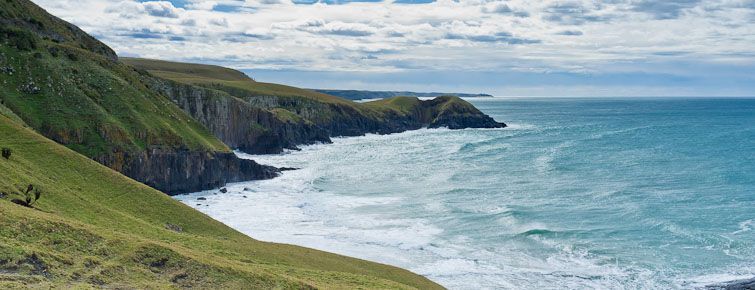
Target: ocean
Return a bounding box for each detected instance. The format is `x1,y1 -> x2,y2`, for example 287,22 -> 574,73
175,97 -> 755,289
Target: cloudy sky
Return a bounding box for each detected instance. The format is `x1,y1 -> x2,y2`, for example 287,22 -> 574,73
34,0 -> 755,96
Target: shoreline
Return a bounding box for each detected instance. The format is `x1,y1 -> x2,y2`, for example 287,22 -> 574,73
174,109 -> 755,289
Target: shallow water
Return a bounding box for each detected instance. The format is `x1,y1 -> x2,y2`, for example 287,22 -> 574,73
176,97 -> 755,289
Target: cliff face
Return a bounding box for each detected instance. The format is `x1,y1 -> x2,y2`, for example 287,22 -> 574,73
144,77 -> 332,154
205,83 -> 505,135
95,149 -> 277,195
419,96 -> 505,129
243,94 -> 505,137
243,95 -> 387,137
113,57 -> 506,155
0,0 -> 278,195
121,58 -> 506,154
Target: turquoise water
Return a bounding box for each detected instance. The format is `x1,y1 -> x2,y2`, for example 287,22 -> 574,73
177,98 -> 755,289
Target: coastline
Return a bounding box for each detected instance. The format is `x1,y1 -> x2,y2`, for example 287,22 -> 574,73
175,98 -> 755,289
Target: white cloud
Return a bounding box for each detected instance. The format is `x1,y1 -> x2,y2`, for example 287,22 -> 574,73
142,1 -> 183,18
31,0 -> 755,78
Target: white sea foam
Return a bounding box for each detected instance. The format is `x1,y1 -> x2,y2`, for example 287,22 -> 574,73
175,104 -> 755,289
180,131 -> 648,289
683,270 -> 755,289
732,219 -> 753,235
503,123 -> 537,130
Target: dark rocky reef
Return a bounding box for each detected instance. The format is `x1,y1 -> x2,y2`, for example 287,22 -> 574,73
706,278 -> 755,290
95,149 -> 278,195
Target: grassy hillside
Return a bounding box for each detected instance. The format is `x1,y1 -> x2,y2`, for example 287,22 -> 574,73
122,58 -> 350,105
0,6 -> 228,158
123,58 -> 250,82
0,44 -> 229,158
0,0 -> 116,61
1,0 -> 280,194
0,115 -> 442,289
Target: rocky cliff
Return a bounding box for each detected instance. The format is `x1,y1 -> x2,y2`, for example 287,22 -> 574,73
122,63 -> 506,154
209,83 -> 506,141
95,149 -> 277,195
138,76 -> 505,155
143,77 -> 332,153
0,0 -> 278,195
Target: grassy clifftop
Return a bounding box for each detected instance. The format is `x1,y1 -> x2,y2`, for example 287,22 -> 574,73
123,58 -> 250,82
122,58 -> 350,105
0,115 -> 442,289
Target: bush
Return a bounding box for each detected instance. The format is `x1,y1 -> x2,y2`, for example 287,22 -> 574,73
66,52 -> 78,61
0,27 -> 38,51
48,46 -> 60,57
11,184 -> 42,208
1,147 -> 10,159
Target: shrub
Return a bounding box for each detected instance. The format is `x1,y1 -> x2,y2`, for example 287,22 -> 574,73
1,147 -> 10,159
11,184 -> 42,208
0,27 -> 37,51
48,46 -> 60,57
66,52 -> 78,61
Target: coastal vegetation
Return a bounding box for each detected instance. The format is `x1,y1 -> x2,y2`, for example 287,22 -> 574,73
0,115 -> 442,289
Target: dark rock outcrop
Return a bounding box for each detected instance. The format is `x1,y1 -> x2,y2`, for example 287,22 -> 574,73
707,278 -> 755,290
95,149 -> 278,195
422,96 -> 506,129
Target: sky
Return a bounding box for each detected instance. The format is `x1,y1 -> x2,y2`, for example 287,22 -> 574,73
33,0 -> 755,97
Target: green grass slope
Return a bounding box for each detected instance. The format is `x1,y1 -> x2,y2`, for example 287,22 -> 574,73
0,115 -> 442,289
123,58 -> 250,82
366,95 -> 482,116
122,58 -> 350,105
1,0 -> 228,159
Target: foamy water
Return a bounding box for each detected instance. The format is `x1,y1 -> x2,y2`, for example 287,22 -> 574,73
176,98 -> 755,289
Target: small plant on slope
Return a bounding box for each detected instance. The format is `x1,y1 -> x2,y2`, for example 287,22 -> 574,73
1,147 -> 10,159
11,184 -> 42,208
